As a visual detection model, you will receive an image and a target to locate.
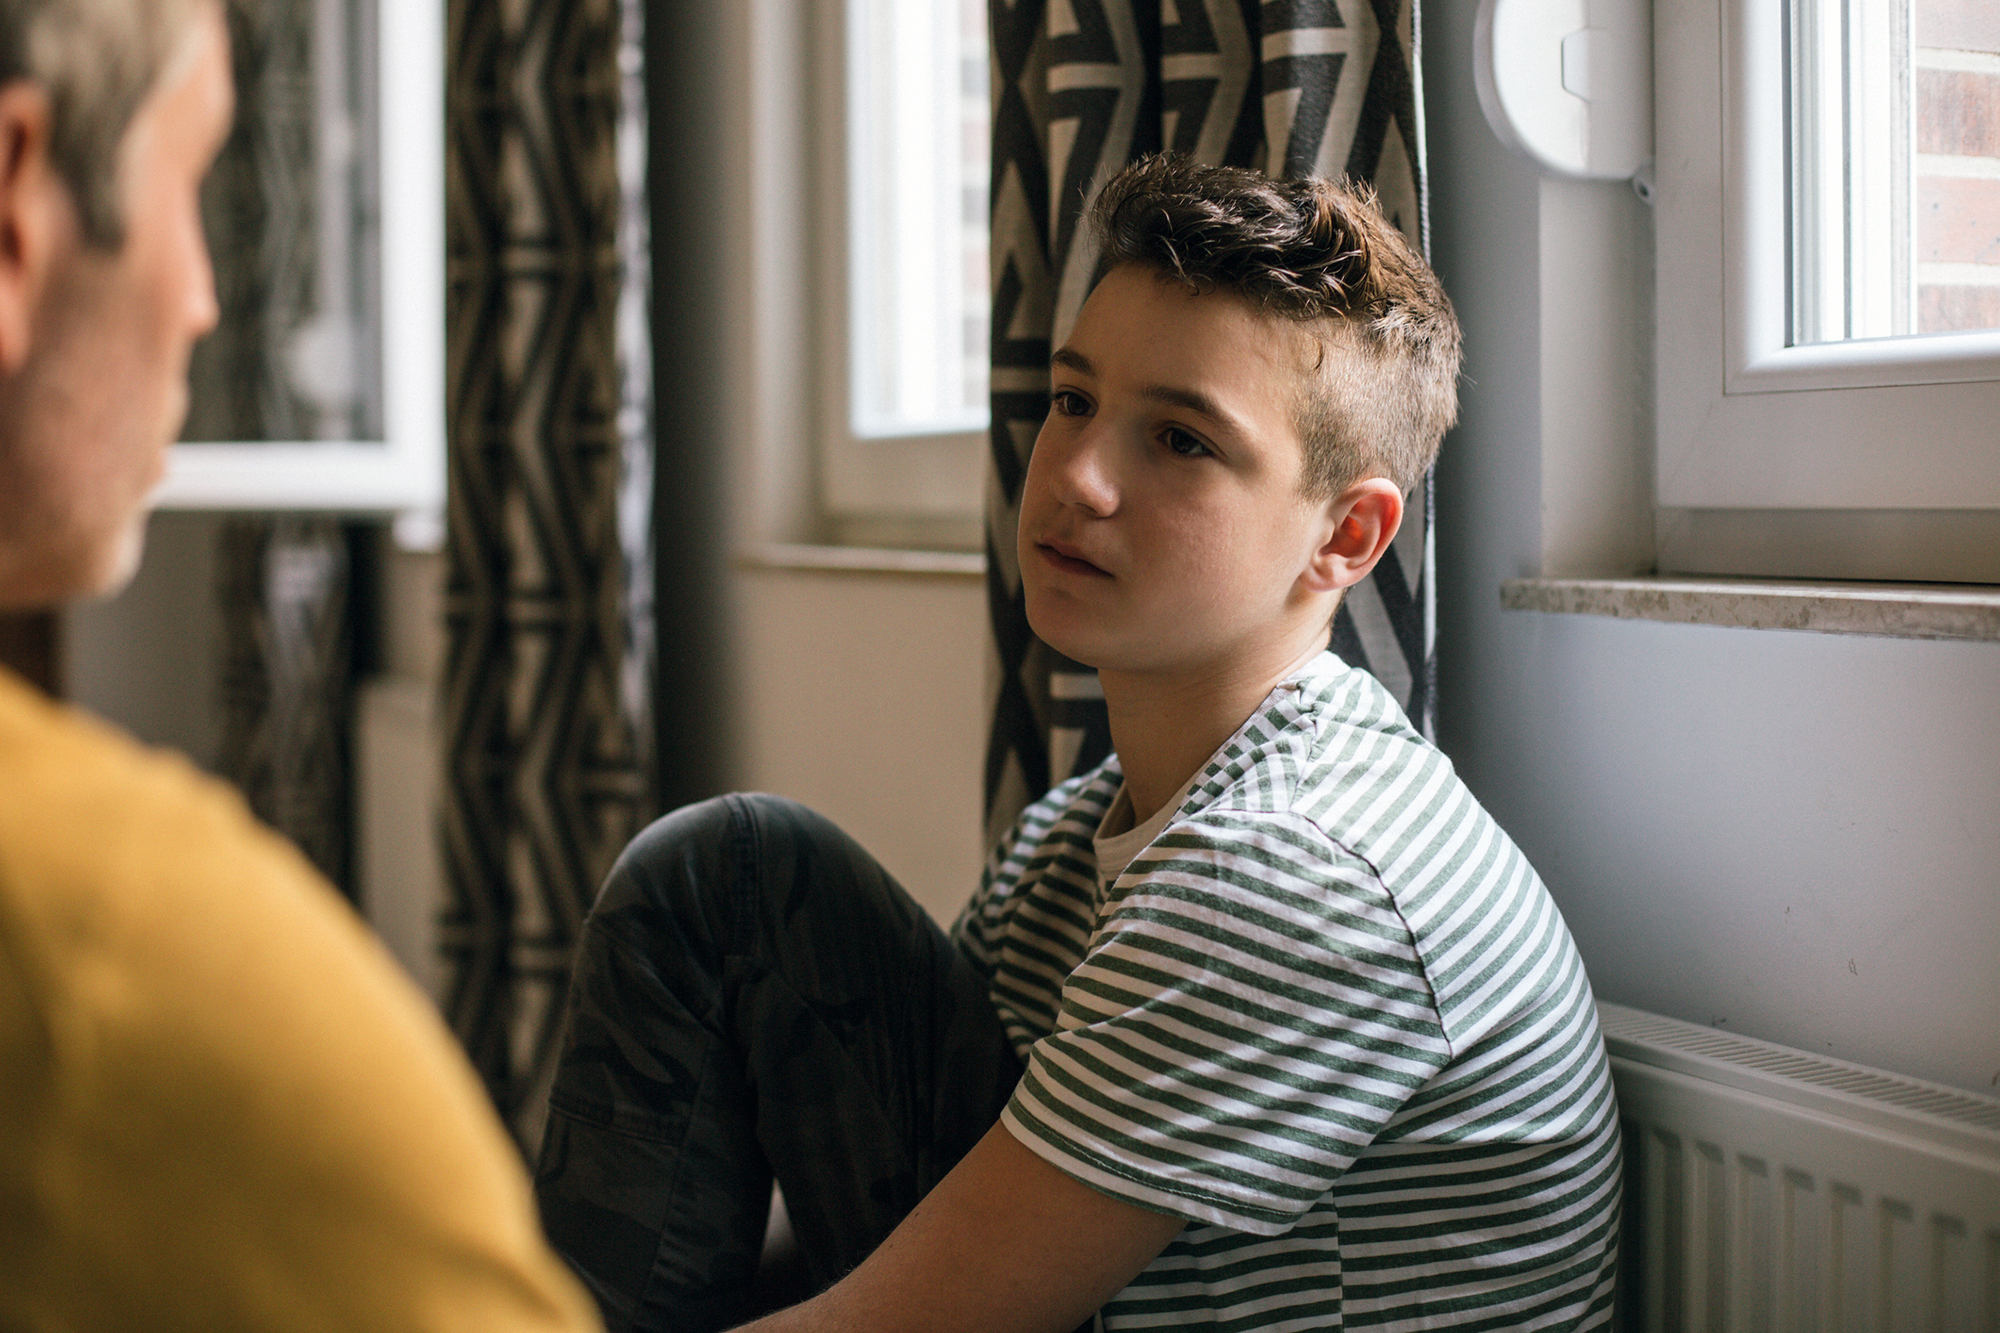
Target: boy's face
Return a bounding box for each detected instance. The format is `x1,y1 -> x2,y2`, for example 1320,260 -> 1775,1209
1018,263 -> 1341,683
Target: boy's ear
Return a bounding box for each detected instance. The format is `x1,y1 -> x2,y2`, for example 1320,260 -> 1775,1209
0,82 -> 63,377
1301,476 -> 1405,594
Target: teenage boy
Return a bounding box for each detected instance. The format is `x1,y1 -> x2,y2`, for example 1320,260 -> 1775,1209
536,154 -> 1622,1332
0,1 -> 597,1326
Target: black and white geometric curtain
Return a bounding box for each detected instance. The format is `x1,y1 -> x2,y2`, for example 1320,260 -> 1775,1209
984,0 -> 1436,844
441,0 -> 654,1150
199,0 -> 375,901
217,519 -> 364,898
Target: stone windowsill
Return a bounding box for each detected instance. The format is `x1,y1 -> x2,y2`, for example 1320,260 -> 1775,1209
737,559 -> 2000,640
739,543 -> 985,579
1501,576 -> 2000,642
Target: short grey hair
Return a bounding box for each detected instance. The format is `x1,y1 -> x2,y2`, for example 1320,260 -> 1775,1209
0,0 -> 212,246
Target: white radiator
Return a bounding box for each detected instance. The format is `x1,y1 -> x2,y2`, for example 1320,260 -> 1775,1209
1599,1002 -> 2000,1331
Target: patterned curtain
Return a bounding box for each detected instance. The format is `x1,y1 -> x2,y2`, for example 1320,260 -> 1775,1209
984,0 -> 1436,845
187,0 -> 383,448
203,0 -> 377,899
441,0 -> 654,1150
218,519 -> 364,897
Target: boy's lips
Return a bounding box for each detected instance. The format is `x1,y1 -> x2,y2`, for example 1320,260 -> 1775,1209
1035,538 -> 1111,578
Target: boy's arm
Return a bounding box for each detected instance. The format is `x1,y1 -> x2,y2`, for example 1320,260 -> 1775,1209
735,1122 -> 1184,1333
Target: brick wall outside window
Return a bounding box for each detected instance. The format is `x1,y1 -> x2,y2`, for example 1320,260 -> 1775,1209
1916,0 -> 2000,331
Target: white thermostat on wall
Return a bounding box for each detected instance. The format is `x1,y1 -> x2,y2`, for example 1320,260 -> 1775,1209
1473,0 -> 1653,184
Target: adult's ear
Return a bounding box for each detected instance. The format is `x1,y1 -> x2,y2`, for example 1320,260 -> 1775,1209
1301,475 -> 1405,594
0,82 -> 63,376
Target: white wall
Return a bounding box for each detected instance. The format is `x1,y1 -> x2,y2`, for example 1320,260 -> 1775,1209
734,565 -> 989,924
65,512 -> 227,770
1425,0 -> 2000,1098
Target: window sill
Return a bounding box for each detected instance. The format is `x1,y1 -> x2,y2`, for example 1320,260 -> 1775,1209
1500,576 -> 2000,643
739,543 -> 986,580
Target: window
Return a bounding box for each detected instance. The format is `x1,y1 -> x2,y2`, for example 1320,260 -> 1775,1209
154,0 -> 443,520
1654,0 -> 2000,580
847,0 -> 990,439
1790,0 -> 2000,342
814,0 -> 990,549
1788,0 -> 1913,343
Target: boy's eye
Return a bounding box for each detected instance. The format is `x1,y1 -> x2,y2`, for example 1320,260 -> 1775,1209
1163,427 -> 1212,458
1049,389 -> 1090,417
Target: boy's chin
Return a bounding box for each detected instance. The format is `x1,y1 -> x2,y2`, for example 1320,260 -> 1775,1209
1022,603 -> 1107,671
1030,628 -> 1103,672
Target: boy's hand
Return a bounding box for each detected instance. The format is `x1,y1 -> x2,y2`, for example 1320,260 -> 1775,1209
734,1122 -> 1185,1333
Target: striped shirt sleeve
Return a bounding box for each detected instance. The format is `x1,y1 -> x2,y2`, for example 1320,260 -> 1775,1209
1000,807 -> 1455,1235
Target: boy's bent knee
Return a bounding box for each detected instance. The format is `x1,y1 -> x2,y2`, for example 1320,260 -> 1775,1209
589,793 -> 854,941
617,793 -> 823,866
581,796 -> 748,958
609,794 -> 826,891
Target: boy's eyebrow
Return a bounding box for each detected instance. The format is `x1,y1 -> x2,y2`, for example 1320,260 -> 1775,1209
1049,346 -> 1243,433
1051,347 -> 1095,378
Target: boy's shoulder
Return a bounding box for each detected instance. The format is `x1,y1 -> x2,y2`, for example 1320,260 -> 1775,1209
1148,655 -> 1529,936
1143,656 -> 1569,1047
1004,654 -> 1445,851
1179,653 -> 1443,829
971,656 -> 1572,1044
983,655 -> 1460,904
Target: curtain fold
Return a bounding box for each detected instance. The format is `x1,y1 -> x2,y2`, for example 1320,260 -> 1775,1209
984,0 -> 1436,846
217,518 -> 365,898
441,0 -> 653,1151
202,0 -> 377,903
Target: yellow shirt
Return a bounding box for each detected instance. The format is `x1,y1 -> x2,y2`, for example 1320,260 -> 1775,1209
0,668 -> 599,1332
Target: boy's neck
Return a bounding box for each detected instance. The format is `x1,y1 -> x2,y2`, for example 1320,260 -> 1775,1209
1102,639 -> 1329,825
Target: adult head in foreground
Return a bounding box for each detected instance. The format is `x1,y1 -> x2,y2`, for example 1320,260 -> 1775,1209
0,4 -> 600,1328
0,0 -> 224,607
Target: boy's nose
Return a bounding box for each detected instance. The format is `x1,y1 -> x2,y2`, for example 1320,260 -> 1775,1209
1045,427 -> 1119,517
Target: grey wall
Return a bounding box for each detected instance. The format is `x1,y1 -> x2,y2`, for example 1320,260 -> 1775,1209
66,512 -> 227,768
1424,0 -> 2000,1098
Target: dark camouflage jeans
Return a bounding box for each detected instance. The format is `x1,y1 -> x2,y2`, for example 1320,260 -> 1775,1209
535,794 -> 1024,1333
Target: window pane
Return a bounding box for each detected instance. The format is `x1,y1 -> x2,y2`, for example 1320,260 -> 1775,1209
186,0 -> 384,443
1914,0 -> 2000,333
848,0 -> 990,437
1790,0 -> 2000,342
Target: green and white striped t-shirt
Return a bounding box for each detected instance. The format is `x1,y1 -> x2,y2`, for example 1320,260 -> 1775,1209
954,653 -> 1621,1331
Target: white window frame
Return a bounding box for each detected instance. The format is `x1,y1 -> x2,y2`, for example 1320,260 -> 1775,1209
1654,0 -> 2000,528
807,0 -> 986,550
151,0 -> 444,518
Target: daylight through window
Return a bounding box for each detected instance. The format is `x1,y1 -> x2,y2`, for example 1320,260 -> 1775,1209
848,0 -> 991,438
1790,0 -> 2000,342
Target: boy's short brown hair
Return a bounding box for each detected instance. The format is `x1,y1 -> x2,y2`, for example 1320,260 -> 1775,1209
1089,153 -> 1461,498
